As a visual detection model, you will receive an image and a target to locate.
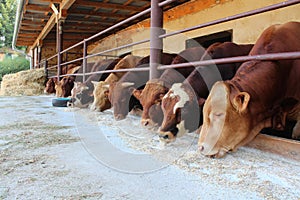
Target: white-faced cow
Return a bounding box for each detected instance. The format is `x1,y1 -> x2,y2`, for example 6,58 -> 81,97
133,47 -> 206,127
69,58 -> 121,108
159,42 -> 254,143
90,55 -> 142,112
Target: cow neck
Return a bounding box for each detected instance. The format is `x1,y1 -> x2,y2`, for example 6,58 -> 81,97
160,69 -> 188,88
183,68 -> 209,101
228,60 -> 286,122
119,70 -> 149,89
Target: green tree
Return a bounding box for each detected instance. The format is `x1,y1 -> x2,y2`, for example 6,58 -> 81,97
0,0 -> 17,48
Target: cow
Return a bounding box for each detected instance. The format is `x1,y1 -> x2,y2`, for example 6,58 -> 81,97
55,76 -> 75,97
90,55 -> 142,112
69,58 -> 121,108
132,47 -> 206,127
198,21 -> 300,158
159,42 -> 254,143
44,77 -> 57,94
109,53 -> 177,120
44,64 -> 81,95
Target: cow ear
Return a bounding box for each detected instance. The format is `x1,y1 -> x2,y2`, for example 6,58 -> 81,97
232,92 -> 250,113
132,89 -> 142,100
198,98 -> 206,107
121,82 -> 135,88
91,81 -> 99,87
102,84 -> 110,89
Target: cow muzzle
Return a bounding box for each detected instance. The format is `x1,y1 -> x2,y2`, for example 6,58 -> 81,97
141,118 -> 157,127
158,131 -> 176,143
198,145 -> 228,158
114,114 -> 126,121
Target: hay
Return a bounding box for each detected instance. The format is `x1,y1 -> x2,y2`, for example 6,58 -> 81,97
0,68 -> 46,96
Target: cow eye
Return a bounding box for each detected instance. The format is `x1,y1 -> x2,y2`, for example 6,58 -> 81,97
214,112 -> 224,117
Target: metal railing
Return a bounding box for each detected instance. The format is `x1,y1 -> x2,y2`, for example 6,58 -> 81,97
40,0 -> 300,81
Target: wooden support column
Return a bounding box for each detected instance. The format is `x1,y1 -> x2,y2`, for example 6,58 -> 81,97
57,19 -> 63,80
149,0 -> 164,79
30,49 -> 34,70
83,39 -> 87,82
37,46 -> 41,68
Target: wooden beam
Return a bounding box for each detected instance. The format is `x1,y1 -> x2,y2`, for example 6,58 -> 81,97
40,0 -> 62,3
66,19 -> 115,26
50,3 -> 59,15
247,134 -> 300,161
69,9 -> 129,19
31,0 -> 76,49
18,33 -> 40,37
74,0 -> 144,12
25,4 -> 52,13
20,25 -> 44,31
21,19 -> 45,25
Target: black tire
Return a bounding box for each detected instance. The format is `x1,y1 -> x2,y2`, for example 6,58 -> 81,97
52,98 -> 71,107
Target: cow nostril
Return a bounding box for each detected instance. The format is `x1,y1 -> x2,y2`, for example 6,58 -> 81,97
159,134 -> 169,140
199,145 -> 204,152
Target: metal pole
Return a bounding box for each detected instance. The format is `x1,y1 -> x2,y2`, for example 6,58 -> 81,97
57,19 -> 63,81
149,0 -> 163,79
44,60 -> 48,78
83,40 -> 87,82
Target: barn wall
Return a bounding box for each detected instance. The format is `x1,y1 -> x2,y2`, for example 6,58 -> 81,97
41,40 -> 83,67
88,0 -> 300,57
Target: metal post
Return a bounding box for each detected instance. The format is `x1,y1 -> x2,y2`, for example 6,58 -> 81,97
83,39 -> 87,82
37,46 -> 41,68
57,19 -> 63,80
44,60 -> 48,78
149,0 -> 164,79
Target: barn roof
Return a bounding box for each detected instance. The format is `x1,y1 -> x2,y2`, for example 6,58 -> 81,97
13,0 -> 188,50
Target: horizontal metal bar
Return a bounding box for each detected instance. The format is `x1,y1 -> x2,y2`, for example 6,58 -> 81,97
61,40 -> 84,55
80,67 -> 150,76
47,65 -> 58,70
86,39 -> 150,59
61,57 -> 84,66
158,51 -> 300,70
160,0 -> 300,39
47,54 -> 57,61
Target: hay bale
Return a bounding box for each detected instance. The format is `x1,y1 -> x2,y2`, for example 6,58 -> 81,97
0,68 -> 46,96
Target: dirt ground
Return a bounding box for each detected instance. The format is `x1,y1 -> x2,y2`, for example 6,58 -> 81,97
0,95 -> 299,200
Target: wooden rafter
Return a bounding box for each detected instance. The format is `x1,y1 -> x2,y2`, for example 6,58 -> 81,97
74,0 -> 144,12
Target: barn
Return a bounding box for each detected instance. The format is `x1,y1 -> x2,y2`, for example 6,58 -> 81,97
9,0 -> 299,179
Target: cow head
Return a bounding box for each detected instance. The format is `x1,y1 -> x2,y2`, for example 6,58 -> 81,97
69,82 -> 94,108
133,79 -> 168,127
109,82 -> 137,120
45,77 -> 57,94
90,81 -> 111,112
197,81 -> 258,158
55,79 -> 63,97
159,83 -> 202,143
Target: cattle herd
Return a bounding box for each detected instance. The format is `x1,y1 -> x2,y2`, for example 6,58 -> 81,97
45,21 -> 300,158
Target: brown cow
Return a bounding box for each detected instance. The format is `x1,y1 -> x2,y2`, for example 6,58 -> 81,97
90,55 -> 142,112
44,77 -> 57,94
44,65 -> 81,95
55,76 -> 75,97
133,47 -> 206,127
109,53 -> 176,120
198,21 -> 300,158
159,42 -> 254,143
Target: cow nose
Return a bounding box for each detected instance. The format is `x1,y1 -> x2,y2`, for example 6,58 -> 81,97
141,119 -> 149,126
159,134 -> 169,140
115,114 -> 125,121
198,145 -> 204,152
